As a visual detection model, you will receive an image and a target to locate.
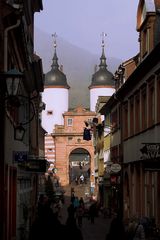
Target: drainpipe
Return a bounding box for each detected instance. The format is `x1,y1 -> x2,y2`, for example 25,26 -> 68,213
2,19 -> 21,240
4,19 -> 21,72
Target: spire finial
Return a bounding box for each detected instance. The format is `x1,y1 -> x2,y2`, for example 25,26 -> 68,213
51,32 -> 59,70
99,32 -> 107,69
101,32 -> 107,49
52,32 -> 57,49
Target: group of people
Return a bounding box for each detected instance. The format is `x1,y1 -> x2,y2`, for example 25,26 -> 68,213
75,174 -> 87,185
29,192 -> 149,240
106,213 -> 148,240
70,191 -> 98,227
29,193 -> 84,240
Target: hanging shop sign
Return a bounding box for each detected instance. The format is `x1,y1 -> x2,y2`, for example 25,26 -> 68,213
140,143 -> 160,160
110,163 -> 121,173
110,175 -> 117,184
25,158 -> 49,173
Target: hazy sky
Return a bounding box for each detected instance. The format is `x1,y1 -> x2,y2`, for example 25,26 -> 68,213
35,0 -> 139,61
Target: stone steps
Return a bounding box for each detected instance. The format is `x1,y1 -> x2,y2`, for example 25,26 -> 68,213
63,182 -> 90,200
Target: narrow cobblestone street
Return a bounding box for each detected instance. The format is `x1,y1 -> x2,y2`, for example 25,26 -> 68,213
59,184 -> 111,240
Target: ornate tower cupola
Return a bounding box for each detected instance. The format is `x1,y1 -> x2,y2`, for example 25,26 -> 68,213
89,33 -> 115,111
42,33 -> 70,133
45,33 -> 70,89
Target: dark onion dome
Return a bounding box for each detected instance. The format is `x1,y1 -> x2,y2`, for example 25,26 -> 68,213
89,45 -> 114,89
45,49 -> 70,89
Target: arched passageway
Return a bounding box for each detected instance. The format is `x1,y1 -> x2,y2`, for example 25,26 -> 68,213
69,148 -> 91,184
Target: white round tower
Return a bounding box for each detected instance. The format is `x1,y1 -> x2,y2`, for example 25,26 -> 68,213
42,36 -> 70,133
89,34 -> 115,112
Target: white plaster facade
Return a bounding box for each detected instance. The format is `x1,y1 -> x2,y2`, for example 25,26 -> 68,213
42,88 -> 69,133
90,87 -> 115,111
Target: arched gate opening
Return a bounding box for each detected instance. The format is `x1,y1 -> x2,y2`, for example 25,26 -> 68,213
69,148 -> 91,184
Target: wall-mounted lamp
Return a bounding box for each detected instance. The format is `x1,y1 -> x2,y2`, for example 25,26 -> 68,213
5,68 -> 23,108
1,68 -> 39,141
5,68 -> 23,95
14,125 -> 25,141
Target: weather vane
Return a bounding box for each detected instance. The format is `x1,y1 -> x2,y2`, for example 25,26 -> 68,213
52,32 -> 57,49
101,32 -> 107,48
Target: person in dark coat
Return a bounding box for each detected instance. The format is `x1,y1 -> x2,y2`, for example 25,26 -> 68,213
105,214 -> 126,240
29,199 -> 66,240
89,202 -> 97,224
66,213 -> 83,240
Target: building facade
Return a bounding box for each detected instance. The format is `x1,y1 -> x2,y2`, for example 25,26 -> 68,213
0,1 -> 46,239
52,106 -> 96,186
97,0 -> 160,224
42,35 -> 115,196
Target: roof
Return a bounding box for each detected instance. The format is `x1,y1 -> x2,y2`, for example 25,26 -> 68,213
44,50 -> 70,89
89,46 -> 114,88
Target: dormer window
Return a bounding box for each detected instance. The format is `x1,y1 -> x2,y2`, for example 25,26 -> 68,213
142,27 -> 149,57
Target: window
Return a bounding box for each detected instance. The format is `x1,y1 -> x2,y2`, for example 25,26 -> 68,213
148,81 -> 155,126
48,148 -> 53,152
142,27 -> 149,58
157,75 -> 160,123
68,137 -> 73,143
110,145 -> 118,163
135,93 -> 140,134
77,138 -> 81,143
123,102 -> 128,139
47,110 -> 53,115
141,87 -> 147,130
142,29 -> 147,56
111,109 -> 118,131
129,97 -> 134,136
67,118 -> 73,126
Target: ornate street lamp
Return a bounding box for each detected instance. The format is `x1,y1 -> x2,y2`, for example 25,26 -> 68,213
5,68 -> 23,108
1,68 -> 38,141
14,125 -> 25,141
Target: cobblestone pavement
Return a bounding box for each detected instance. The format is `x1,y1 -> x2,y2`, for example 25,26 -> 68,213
60,184 -> 112,240
60,202 -> 111,240
80,214 -> 111,240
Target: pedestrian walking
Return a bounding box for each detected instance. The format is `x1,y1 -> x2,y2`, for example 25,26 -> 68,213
79,174 -> 84,184
126,217 -> 145,240
79,197 -> 85,207
73,196 -> 80,210
89,201 -> 97,224
105,213 -> 126,240
75,176 -> 79,185
65,215 -> 83,240
76,202 -> 84,228
29,198 -> 65,240
67,202 -> 76,219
